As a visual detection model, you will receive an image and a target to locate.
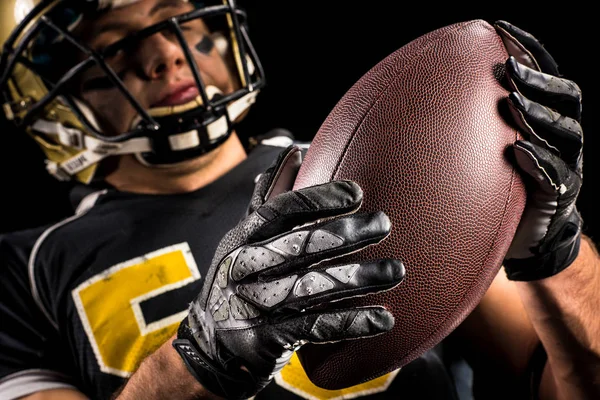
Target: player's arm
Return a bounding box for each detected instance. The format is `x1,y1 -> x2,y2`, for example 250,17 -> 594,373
455,21 -> 599,400
455,236 -> 599,400
110,335 -> 213,400
15,337 -> 208,400
518,235 -> 600,400
16,337 -> 215,400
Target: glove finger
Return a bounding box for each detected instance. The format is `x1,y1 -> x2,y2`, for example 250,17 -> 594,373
277,306 -> 394,345
506,57 -> 582,122
250,180 -> 363,242
494,20 -> 559,76
201,178 -> 361,310
248,145 -> 302,215
232,210 -> 391,282
238,259 -> 404,312
508,92 -> 583,171
513,140 -> 582,197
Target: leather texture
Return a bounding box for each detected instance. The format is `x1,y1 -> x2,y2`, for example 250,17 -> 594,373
293,19 -> 526,389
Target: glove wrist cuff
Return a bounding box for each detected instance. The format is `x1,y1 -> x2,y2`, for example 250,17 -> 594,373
505,228 -> 581,281
173,317 -> 256,400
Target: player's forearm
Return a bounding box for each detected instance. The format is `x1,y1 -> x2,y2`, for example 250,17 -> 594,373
112,335 -> 221,400
516,235 -> 600,399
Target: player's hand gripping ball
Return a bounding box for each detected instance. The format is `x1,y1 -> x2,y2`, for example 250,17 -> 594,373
174,146 -> 405,399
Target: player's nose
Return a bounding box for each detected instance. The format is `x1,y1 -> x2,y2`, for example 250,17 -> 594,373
138,32 -> 186,80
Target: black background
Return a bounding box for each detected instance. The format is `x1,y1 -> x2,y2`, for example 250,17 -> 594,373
2,3 -> 598,243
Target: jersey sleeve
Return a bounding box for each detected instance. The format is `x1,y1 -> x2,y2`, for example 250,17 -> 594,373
0,230 -> 78,399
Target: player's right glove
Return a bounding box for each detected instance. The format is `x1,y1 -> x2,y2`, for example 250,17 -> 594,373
495,21 -> 584,281
173,146 -> 405,399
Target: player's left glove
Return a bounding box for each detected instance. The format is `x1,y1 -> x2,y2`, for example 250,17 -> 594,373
173,146 -> 405,399
495,21 -> 584,281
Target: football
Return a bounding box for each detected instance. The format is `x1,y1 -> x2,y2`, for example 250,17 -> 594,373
293,19 -> 528,389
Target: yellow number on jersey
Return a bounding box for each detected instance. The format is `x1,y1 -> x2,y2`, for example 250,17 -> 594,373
72,243 -> 201,377
275,353 -> 400,399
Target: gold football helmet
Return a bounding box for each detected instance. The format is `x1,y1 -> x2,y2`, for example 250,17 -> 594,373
0,0 -> 264,183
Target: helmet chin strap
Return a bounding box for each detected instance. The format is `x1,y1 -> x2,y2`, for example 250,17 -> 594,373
33,87 -> 259,181
132,85 -> 255,168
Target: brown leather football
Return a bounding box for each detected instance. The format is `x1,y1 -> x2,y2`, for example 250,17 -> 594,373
292,19 -> 527,389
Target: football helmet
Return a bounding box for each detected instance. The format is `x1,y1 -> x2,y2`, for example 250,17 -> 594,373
0,0 -> 265,183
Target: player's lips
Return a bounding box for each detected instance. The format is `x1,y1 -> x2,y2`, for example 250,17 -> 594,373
152,82 -> 199,107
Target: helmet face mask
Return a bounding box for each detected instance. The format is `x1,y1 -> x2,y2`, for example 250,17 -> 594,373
0,0 -> 264,183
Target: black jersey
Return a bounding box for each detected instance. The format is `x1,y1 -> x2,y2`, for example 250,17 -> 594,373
0,138 -> 468,400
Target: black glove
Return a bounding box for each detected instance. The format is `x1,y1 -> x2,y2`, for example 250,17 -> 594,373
173,146 -> 405,399
495,21 -> 584,281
